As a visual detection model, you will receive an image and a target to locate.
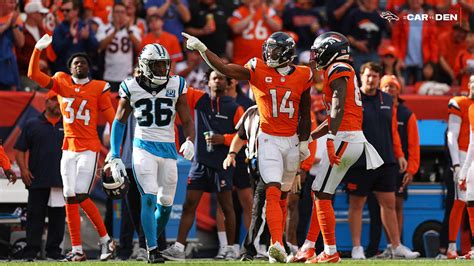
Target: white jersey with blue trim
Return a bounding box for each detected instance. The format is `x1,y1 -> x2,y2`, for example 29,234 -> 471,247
119,75 -> 187,144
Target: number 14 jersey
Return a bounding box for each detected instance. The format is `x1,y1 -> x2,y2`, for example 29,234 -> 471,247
245,57 -> 312,137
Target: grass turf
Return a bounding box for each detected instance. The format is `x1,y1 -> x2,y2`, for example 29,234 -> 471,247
1,259 -> 473,265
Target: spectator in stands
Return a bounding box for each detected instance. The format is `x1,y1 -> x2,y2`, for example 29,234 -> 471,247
392,0 -> 438,85
438,23 -> 468,86
96,3 -> 141,92
379,45 -> 404,87
227,0 -> 282,65
17,1 -> 49,91
345,62 -> 419,259
140,14 -> 183,73
0,0 -> 24,90
51,0 -> 99,73
83,0 -> 114,25
185,0 -> 229,57
415,62 -> 450,95
369,75 -> 420,258
455,31 -> 474,95
0,143 -> 16,183
145,0 -> 191,43
282,0 -> 326,53
342,0 -> 388,72
124,0 -> 147,36
162,71 -> 244,261
325,0 -> 356,32
14,91 -> 65,261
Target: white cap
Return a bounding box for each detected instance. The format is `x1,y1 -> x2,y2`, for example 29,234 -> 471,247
25,1 -> 49,14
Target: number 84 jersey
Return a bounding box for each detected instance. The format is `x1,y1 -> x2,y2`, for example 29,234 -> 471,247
322,62 -> 363,132
119,76 -> 187,158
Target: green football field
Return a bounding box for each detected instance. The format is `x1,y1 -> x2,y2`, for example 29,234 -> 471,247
1,260 -> 474,265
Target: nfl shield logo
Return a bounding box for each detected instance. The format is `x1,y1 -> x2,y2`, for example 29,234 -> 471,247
166,89 -> 175,97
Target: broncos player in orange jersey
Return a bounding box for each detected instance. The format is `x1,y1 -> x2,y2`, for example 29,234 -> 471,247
303,32 -> 383,263
181,31 -> 312,263
28,34 -> 116,261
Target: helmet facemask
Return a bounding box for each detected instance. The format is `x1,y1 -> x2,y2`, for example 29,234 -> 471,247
139,58 -> 171,85
262,38 -> 296,68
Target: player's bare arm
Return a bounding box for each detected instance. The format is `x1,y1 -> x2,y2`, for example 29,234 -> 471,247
298,89 -> 312,141
223,134 -> 246,169
328,77 -> 347,135
181,32 -> 250,81
176,94 -> 195,142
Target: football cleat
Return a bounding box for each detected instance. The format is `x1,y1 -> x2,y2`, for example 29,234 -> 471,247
292,247 -> 316,262
306,251 -> 341,263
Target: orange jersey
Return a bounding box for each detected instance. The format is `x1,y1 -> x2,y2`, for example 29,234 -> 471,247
323,62 -> 363,132
51,72 -> 114,152
245,58 -> 312,136
448,96 -> 474,152
228,6 -> 282,66
83,0 -> 114,24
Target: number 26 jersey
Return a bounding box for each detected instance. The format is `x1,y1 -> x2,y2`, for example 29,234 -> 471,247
244,57 -> 312,137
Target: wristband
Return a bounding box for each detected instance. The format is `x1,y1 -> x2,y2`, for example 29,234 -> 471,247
228,151 -> 237,156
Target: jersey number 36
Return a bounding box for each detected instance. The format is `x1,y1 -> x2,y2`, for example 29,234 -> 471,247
135,98 -> 173,127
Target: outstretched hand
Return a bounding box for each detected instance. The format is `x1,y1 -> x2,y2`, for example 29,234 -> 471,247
182,32 -> 207,53
35,34 -> 52,50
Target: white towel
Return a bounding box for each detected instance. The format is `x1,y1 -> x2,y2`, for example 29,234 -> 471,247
48,187 -> 65,207
364,142 -> 384,170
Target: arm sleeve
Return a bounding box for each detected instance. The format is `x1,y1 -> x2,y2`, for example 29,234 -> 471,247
0,145 -> 11,170
460,130 -> 474,179
392,106 -> 404,159
99,87 -> 116,125
28,48 -> 53,88
406,114 -> 420,175
110,119 -> 126,158
447,114 -> 462,166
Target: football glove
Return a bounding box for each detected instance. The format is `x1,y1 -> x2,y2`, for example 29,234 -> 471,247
326,136 -> 341,166
182,32 -> 207,53
299,141 -> 310,161
109,157 -> 127,184
35,34 -> 52,50
179,140 -> 195,161
452,165 -> 461,183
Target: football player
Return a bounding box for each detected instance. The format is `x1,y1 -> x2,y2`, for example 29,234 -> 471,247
109,43 -> 195,263
28,34 -> 116,261
182,31 -> 312,263
447,74 -> 474,258
307,31 -> 383,263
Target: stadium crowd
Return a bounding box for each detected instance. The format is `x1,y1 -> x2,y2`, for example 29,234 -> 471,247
1,0 -> 474,263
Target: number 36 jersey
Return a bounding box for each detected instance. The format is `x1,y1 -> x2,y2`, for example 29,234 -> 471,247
244,57 -> 312,137
119,76 -> 187,159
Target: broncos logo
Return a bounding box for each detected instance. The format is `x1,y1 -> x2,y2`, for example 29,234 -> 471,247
380,11 -> 399,23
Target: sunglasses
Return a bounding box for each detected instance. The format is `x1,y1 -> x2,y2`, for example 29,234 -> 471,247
61,8 -> 72,13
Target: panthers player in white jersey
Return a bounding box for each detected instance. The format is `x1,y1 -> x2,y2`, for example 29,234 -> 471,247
109,43 -> 195,263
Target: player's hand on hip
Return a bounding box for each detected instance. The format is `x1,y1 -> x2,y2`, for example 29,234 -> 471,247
398,157 -> 408,173
223,154 -> 236,170
299,141 -> 310,161
182,32 -> 207,53
326,138 -> 341,166
35,34 -> 52,50
109,158 -> 126,183
179,140 -> 194,161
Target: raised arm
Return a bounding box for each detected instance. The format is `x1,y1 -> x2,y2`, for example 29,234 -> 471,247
182,33 -> 250,80
28,35 -> 54,90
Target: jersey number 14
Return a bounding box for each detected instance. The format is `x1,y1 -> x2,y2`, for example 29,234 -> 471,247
270,89 -> 295,118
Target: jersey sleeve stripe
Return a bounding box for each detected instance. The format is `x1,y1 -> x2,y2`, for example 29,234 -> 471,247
328,66 -> 351,80
102,82 -> 111,93
178,76 -> 185,95
120,82 -> 131,98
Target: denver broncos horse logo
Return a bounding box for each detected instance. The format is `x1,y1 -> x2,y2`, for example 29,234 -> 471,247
380,11 -> 399,23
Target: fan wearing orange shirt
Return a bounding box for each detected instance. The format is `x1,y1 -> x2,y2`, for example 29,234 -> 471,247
455,31 -> 474,95
305,32 -> 383,263
139,14 -> 183,72
183,31 -> 312,263
27,34 -> 116,262
227,0 -> 282,66
83,0 -> 114,24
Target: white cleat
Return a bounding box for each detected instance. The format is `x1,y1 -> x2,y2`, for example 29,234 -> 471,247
161,244 -> 185,261
391,244 -> 420,259
268,242 -> 288,263
351,246 -> 366,259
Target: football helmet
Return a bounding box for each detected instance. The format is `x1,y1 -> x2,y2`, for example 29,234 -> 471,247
310,31 -> 350,70
101,162 -> 129,200
138,44 -> 171,85
262,32 -> 296,68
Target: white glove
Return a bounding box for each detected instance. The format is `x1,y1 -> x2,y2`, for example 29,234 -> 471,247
182,32 -> 207,53
180,140 -> 195,160
35,34 -> 52,50
109,158 -> 126,184
299,141 -> 310,161
453,165 -> 461,183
